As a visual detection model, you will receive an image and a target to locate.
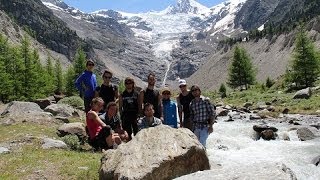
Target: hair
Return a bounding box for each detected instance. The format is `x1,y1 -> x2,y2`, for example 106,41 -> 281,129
103,69 -> 113,77
106,101 -> 117,110
190,85 -> 201,92
91,97 -> 104,107
147,72 -> 155,79
143,103 -> 154,112
86,60 -> 94,66
125,77 -> 135,87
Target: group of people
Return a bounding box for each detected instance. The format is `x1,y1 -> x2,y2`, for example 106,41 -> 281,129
75,60 -> 216,151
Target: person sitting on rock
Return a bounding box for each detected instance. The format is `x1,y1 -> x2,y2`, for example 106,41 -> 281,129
137,103 -> 162,131
86,97 -> 121,150
99,102 -> 129,142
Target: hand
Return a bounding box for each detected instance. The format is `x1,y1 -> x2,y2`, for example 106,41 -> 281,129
208,126 -> 213,134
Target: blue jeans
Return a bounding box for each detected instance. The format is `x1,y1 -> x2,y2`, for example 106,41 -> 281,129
194,127 -> 208,148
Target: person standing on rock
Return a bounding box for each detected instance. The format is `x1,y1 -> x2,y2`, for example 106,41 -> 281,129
189,85 -> 215,148
161,87 -> 178,128
95,69 -> 119,113
176,79 -> 194,130
86,97 -> 121,150
139,72 -> 163,119
119,77 -> 139,140
75,60 -> 97,113
138,103 -> 162,131
99,102 -> 129,142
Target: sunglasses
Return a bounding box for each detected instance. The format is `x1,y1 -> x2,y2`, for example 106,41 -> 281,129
87,63 -> 94,66
125,81 -> 133,85
104,76 -> 112,79
179,85 -> 186,88
191,89 -> 199,92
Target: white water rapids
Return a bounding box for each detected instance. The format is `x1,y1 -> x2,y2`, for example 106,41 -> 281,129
177,115 -> 320,180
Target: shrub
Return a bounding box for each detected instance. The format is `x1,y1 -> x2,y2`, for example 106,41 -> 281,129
62,134 -> 81,150
58,96 -> 83,109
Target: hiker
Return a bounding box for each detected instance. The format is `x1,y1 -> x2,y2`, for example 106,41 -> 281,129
176,79 -> 194,130
75,60 -> 97,113
96,69 -> 119,112
161,87 -> 178,128
99,102 -> 129,142
137,103 -> 162,131
189,85 -> 215,148
139,72 -> 163,119
119,77 -> 139,141
86,97 -> 121,150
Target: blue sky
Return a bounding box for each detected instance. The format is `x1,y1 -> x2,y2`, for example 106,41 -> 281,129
63,0 -> 226,13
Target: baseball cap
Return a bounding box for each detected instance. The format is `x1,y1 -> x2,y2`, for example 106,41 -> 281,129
178,79 -> 187,86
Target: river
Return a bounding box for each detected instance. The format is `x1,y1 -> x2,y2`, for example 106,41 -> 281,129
177,114 -> 320,180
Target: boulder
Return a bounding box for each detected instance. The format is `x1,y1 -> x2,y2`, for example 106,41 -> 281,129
99,125 -> 210,180
34,98 -> 52,109
253,125 -> 278,133
1,101 -> 43,116
293,87 -> 311,99
243,102 -> 253,108
282,108 -> 290,114
256,102 -> 267,110
53,94 -> 65,103
57,122 -> 86,138
41,138 -> 67,149
297,127 -> 315,141
0,147 -> 10,154
44,104 -> 78,117
261,129 -> 275,140
216,107 -> 229,117
311,155 -> 320,166
250,114 -> 261,120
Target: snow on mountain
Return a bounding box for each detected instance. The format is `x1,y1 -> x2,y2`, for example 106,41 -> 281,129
208,0 -> 247,37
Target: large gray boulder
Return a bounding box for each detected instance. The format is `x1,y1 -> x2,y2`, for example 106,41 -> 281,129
99,125 -> 210,180
1,101 -> 43,116
0,101 -> 53,124
57,122 -> 86,138
293,87 -> 312,99
297,127 -> 315,141
44,104 -> 78,117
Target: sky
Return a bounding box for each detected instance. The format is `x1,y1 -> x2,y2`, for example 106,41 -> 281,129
63,0 -> 227,13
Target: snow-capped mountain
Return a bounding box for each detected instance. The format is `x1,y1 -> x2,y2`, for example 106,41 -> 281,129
42,0 -> 247,84
163,0 -> 211,15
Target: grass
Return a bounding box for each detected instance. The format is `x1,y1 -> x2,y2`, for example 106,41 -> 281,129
204,85 -> 320,115
0,145 -> 101,179
0,120 -> 101,179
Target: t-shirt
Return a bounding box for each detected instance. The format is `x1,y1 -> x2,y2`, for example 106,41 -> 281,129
178,91 -> 194,120
121,90 -> 139,113
143,88 -> 160,118
99,113 -> 121,131
97,84 -> 118,107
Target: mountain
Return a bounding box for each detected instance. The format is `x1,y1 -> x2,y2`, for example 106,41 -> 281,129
2,0 -> 319,90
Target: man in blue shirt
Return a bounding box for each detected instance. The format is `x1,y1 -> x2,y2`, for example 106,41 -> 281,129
75,60 -> 97,113
161,87 -> 178,128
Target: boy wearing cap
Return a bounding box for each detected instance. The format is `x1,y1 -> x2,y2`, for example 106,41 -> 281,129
176,79 -> 194,130
162,87 -> 178,128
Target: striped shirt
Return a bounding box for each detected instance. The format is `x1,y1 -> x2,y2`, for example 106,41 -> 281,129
189,97 -> 215,129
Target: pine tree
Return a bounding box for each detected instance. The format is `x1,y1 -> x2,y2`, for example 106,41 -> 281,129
73,47 -> 86,78
65,66 -> 77,96
265,77 -> 274,88
218,83 -> 227,98
0,34 -> 12,102
44,55 -> 55,94
228,45 -> 256,90
54,59 -> 63,94
288,25 -> 320,88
